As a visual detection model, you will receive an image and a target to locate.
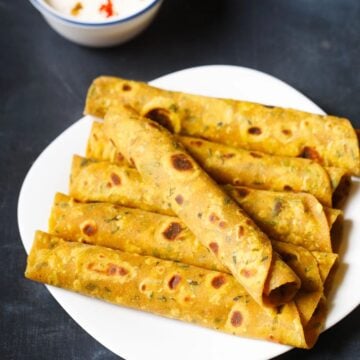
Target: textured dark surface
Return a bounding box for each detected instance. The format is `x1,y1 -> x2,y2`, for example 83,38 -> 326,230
1,0 -> 360,359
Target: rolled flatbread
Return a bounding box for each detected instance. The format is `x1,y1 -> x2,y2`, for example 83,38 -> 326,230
87,121 -> 350,207
70,156 -> 341,252
84,76 -> 360,175
102,105 -> 301,307
50,193 -> 336,292
49,193 -> 337,324
25,231 -> 326,348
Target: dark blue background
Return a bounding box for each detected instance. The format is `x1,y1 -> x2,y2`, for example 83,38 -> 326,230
1,0 -> 359,359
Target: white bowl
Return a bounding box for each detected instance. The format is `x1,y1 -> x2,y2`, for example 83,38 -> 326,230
29,0 -> 163,47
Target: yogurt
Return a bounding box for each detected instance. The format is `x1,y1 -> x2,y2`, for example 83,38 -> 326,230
46,0 -> 155,21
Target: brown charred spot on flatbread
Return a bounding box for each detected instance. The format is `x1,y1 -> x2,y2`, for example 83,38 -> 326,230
171,153 -> 194,171
175,194 -> 184,205
263,104 -> 275,109
110,173 -> 121,186
168,274 -> 181,289
246,219 -> 252,226
129,157 -> 136,168
163,222 -> 182,241
141,284 -> 146,291
231,311 -> 243,327
88,261 -> 129,277
236,188 -> 249,198
283,185 -> 293,191
82,221 -> 97,236
238,225 -> 245,237
92,132 -> 98,141
122,83 -> 132,91
268,335 -> 281,344
211,275 -> 226,289
273,199 -> 283,216
219,221 -> 227,229
221,153 -> 235,159
116,152 -> 125,162
250,152 -> 262,158
248,126 -> 262,135
106,182 -> 112,188
299,146 -> 323,163
107,263 -> 128,276
109,138 -> 116,147
209,242 -> 219,255
240,268 -> 257,278
80,239 -> 92,245
189,140 -> 203,147
282,129 -> 292,136
209,213 -> 220,223
145,108 -> 174,132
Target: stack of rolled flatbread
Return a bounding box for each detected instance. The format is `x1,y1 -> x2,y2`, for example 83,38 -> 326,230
25,77 -> 360,348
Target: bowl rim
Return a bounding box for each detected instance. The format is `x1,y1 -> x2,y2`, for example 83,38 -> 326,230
29,0 -> 162,27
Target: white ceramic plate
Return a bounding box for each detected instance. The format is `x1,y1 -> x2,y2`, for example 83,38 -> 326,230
18,65 -> 360,360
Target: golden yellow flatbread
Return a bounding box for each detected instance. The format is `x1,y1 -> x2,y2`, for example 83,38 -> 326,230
295,291 -> 324,325
85,76 -> 360,175
272,242 -> 323,293
323,208 -> 343,229
50,193 -> 338,324
179,136 -> 337,208
87,121 -> 350,207
50,193 -> 335,294
225,186 -> 340,253
70,155 -> 172,215
25,231 -> 325,348
50,193 -> 226,273
312,251 -> 338,285
86,121 -> 130,168
70,155 -> 341,252
102,105 -> 301,307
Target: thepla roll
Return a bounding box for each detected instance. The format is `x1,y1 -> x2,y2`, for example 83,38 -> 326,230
86,121 -> 350,207
102,105 -> 301,307
49,193 -> 337,294
49,194 -> 335,324
25,231 -> 326,348
70,155 -> 341,252
84,76 -> 360,175
50,193 -> 226,273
